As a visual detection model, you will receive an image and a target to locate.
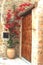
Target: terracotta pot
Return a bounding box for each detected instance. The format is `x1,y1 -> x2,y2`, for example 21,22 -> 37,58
7,48 -> 15,59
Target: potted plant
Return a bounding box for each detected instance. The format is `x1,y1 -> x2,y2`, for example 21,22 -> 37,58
7,36 -> 19,59
4,8 -> 20,59
7,39 -> 16,59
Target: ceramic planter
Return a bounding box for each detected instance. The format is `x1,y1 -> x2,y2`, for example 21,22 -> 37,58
7,47 -> 15,59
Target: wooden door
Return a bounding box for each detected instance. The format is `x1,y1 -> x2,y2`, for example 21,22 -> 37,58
21,13 -> 32,62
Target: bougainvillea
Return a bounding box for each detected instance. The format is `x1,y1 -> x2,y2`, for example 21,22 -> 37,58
5,2 -> 32,29
5,2 -> 32,34
16,2 -> 32,13
4,2 -> 32,47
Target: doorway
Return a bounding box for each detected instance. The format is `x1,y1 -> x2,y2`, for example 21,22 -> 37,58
21,13 -> 32,62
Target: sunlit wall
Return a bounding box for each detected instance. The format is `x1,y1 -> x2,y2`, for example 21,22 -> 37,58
32,0 -> 43,65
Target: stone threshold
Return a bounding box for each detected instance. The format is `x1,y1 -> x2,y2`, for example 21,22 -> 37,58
21,57 -> 31,65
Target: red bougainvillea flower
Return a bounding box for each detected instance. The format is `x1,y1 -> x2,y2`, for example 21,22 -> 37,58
7,13 -> 11,19
6,10 -> 12,22
5,24 -> 10,29
19,3 -> 32,7
5,22 -> 15,29
18,7 -> 25,11
15,16 -> 21,20
12,30 -> 19,35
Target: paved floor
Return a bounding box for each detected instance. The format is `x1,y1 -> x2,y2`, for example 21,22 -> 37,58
0,58 -> 31,65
